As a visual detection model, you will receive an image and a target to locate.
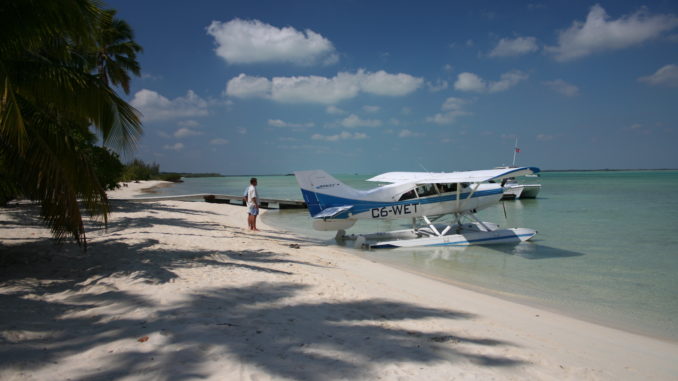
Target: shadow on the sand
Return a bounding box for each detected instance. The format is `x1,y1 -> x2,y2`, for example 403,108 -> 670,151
0,203 -> 527,379
0,278 -> 525,380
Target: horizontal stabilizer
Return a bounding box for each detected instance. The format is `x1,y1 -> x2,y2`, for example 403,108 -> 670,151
312,205 -> 353,219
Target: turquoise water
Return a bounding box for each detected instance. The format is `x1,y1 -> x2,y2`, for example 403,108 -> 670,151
146,171 -> 678,340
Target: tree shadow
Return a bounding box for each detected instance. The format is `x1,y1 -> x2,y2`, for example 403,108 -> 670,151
1,202 -> 527,379
1,280 -> 525,380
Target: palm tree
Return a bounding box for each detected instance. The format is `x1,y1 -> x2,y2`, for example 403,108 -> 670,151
94,10 -> 143,94
0,0 -> 143,247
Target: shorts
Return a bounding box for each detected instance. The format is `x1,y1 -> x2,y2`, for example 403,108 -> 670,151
247,205 -> 259,216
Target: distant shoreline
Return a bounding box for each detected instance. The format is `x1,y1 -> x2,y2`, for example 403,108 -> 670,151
173,168 -> 678,177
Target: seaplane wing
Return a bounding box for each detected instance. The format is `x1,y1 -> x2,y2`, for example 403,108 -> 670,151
367,166 -> 540,184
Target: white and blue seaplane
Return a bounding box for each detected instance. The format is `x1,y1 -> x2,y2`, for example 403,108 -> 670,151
294,167 -> 540,249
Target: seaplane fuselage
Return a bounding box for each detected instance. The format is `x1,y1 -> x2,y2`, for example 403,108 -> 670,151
296,170 -> 506,231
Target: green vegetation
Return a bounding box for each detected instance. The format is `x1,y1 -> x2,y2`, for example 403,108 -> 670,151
121,159 -> 159,182
0,0 -> 143,247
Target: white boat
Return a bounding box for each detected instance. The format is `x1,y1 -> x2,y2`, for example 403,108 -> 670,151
501,179 -> 541,200
499,138 -> 542,200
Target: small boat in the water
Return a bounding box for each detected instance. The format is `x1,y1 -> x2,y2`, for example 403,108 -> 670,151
497,138 -> 541,200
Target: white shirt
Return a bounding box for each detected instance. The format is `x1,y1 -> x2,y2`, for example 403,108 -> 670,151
246,184 -> 258,207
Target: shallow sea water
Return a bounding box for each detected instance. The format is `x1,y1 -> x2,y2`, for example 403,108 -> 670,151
147,171 -> 678,341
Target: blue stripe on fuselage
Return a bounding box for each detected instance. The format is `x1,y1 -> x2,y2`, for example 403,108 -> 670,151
300,188 -> 502,219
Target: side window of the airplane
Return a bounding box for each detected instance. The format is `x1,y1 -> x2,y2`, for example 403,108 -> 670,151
416,184 -> 437,197
398,189 -> 417,201
438,183 -> 457,193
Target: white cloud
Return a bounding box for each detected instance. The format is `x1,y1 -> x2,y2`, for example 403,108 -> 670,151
488,70 -> 529,93
536,134 -> 556,141
454,70 -> 528,93
489,36 -> 539,57
326,105 -> 346,115
174,128 -> 203,138
454,72 -> 486,92
311,131 -> 367,141
441,97 -> 466,111
206,18 -> 337,65
131,89 -> 210,121
426,97 -> 470,125
398,129 -> 423,138
209,138 -> 230,145
225,69 -> 423,104
177,120 -> 199,127
163,142 -> 184,151
267,119 -> 315,128
427,79 -> 449,92
542,79 -> 580,96
236,127 -> 247,135
270,74 -> 360,103
225,74 -> 272,98
340,114 -> 381,128
358,70 -> 423,96
362,105 -> 380,113
547,4 -> 678,61
638,64 -> 678,87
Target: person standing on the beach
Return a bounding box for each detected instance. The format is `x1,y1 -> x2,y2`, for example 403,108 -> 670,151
246,178 -> 259,231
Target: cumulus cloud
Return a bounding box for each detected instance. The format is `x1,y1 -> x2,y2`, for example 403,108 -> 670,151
363,105 -> 380,113
178,120 -> 199,127
426,97 -> 471,125
488,71 -> 530,92
638,64 -> 678,87
225,69 -> 423,104
542,79 -> 580,96
206,18 -> 337,65
174,128 -> 203,138
398,129 -> 423,138
131,89 -> 210,121
546,4 -> 678,61
488,36 -> 539,57
454,71 -> 528,93
311,131 -> 367,141
209,138 -> 230,145
427,79 -> 449,92
163,143 -> 184,151
454,73 -> 486,92
225,74 -> 272,98
359,71 -> 423,96
267,119 -> 315,128
340,114 -> 381,128
326,105 -> 346,114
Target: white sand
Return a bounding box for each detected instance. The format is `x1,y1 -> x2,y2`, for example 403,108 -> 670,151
1,191 -> 677,380
107,180 -> 174,199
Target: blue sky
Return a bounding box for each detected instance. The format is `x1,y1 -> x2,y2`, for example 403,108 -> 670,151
109,0 -> 678,174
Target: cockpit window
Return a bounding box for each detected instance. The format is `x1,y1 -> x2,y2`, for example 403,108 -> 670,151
416,184 -> 437,198
398,189 -> 417,201
438,183 -> 457,193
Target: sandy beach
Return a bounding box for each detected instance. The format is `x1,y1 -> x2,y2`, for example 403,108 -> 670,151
1,181 -> 677,380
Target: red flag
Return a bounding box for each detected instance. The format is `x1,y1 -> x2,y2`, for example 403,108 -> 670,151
515,147 -> 521,153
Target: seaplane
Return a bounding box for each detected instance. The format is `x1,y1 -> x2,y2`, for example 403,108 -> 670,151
294,166 -> 540,249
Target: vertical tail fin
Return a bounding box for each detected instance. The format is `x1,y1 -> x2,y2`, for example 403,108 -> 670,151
294,170 -> 353,217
